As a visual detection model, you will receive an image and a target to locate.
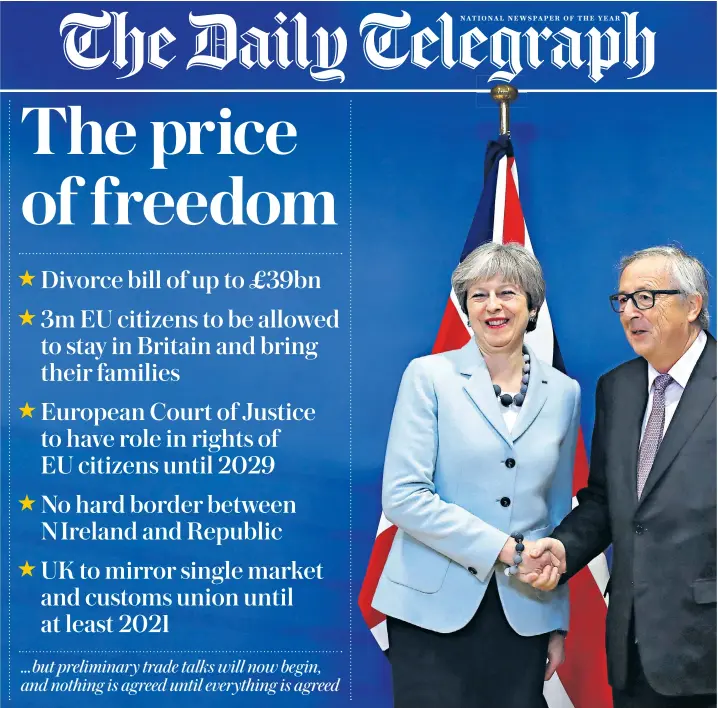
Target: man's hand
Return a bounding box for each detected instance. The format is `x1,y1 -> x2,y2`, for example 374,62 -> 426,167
522,538 -> 567,591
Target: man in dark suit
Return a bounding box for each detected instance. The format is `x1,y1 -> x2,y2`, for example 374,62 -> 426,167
525,246 -> 716,707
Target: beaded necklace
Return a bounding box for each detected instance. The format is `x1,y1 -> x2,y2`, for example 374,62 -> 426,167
492,347 -> 530,407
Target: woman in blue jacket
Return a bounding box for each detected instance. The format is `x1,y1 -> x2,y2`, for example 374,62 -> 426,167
372,242 -> 580,708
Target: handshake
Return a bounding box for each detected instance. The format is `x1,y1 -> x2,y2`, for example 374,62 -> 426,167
499,537 -> 567,591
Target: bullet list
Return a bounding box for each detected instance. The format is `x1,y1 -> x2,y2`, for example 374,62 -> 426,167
18,270 -> 35,286
18,272 -> 37,594
18,561 -> 35,577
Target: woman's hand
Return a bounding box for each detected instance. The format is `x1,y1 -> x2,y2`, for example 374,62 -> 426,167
545,632 -> 566,680
498,537 -> 519,565
500,538 -> 560,575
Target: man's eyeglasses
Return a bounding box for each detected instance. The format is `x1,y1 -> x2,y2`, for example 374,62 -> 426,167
609,289 -> 682,313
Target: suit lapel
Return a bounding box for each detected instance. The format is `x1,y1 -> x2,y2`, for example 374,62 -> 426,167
511,350 -> 549,442
638,335 -> 717,505
458,340 -> 513,448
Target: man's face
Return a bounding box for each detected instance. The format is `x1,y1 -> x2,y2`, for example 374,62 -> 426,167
618,256 -> 700,366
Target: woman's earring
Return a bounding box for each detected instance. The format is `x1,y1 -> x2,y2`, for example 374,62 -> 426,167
466,319 -> 471,327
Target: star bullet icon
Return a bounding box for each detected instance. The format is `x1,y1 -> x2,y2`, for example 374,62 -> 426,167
19,403 -> 35,418
18,271 -> 35,286
19,561 -> 35,577
19,495 -> 35,511
19,310 -> 35,325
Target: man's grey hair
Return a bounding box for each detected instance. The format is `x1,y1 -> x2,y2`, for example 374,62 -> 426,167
452,242 -> 546,319
619,246 -> 710,330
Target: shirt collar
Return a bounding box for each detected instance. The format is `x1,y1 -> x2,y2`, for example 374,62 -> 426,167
647,329 -> 708,391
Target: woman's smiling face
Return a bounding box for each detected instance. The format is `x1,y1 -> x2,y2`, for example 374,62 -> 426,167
466,275 -> 533,353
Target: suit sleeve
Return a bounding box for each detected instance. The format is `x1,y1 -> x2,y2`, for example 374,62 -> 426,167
548,379 -> 581,532
553,375 -> 613,581
381,359 -> 509,582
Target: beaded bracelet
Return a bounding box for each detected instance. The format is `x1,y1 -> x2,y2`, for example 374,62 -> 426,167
503,533 -> 525,576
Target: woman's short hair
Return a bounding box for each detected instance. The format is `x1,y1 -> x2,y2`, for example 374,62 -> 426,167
451,242 -> 546,332
619,245 -> 710,330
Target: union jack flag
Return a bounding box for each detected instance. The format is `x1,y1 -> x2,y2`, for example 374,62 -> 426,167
358,134 -> 613,708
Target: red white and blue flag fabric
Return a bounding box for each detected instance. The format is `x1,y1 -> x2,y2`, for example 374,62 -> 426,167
358,135 -> 613,708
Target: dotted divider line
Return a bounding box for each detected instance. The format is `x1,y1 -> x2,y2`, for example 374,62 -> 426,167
19,650 -> 342,654
348,98 -> 353,702
17,252 -> 344,256
6,97 -> 11,702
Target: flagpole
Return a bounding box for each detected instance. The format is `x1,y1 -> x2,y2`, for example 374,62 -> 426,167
490,84 -> 518,136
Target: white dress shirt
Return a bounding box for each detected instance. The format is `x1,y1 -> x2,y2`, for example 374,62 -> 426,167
640,329 -> 707,441
500,397 -> 520,432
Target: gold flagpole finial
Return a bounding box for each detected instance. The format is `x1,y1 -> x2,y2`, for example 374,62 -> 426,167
490,85 -> 519,136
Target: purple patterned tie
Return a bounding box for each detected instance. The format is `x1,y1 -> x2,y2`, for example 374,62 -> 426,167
637,373 -> 673,498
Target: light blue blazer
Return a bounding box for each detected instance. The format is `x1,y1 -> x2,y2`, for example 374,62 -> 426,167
371,339 -> 580,635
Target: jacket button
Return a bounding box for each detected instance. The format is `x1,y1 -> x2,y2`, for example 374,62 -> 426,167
468,567 -> 477,575
500,497 -> 511,507
505,458 -> 516,469
634,524 -> 645,535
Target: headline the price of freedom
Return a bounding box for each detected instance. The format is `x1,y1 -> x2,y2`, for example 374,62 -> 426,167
20,106 -> 337,228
